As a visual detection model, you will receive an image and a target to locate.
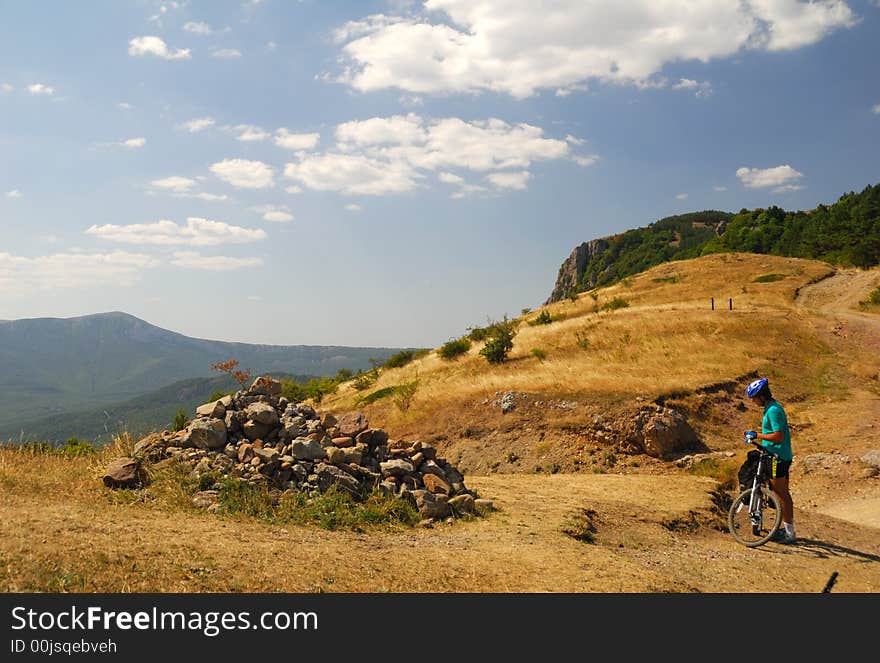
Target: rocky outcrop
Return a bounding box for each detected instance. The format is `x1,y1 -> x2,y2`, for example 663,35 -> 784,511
545,238 -> 611,304
116,376 -> 486,523
103,456 -> 144,488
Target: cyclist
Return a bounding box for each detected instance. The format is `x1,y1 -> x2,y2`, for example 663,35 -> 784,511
745,377 -> 796,544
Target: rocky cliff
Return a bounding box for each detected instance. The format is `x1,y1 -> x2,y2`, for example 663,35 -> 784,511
545,237 -> 611,304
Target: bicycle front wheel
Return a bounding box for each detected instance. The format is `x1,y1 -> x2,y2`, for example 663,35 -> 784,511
728,487 -> 783,547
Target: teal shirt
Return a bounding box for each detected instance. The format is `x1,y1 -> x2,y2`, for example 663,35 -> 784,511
761,400 -> 792,461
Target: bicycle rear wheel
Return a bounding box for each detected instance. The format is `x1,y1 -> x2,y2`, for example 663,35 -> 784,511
728,487 -> 783,547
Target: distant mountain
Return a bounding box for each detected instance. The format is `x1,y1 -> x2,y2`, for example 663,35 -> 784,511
0,312 -> 407,432
0,373 -> 316,445
546,182 -> 880,303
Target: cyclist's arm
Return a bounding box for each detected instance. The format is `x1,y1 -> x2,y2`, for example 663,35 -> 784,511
757,430 -> 784,443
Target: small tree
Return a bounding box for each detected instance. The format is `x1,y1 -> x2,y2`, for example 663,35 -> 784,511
172,407 -> 188,431
210,359 -> 252,388
392,380 -> 420,412
479,316 -> 518,364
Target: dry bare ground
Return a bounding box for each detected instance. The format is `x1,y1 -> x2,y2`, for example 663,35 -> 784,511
2,254 -> 879,593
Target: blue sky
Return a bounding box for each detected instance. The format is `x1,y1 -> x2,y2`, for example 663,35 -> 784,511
1,0 -> 878,348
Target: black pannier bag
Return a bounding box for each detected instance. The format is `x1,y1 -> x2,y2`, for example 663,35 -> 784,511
738,449 -> 764,494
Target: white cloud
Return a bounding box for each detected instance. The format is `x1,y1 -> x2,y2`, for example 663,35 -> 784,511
333,1 -> 856,97
254,205 -> 294,222
189,192 -> 229,201
213,49 -> 242,58
117,102 -> 132,110
151,176 -> 197,193
121,137 -> 146,149
772,184 -> 805,193
344,204 -> 363,212
274,128 -> 321,150
179,117 -> 215,132
0,83 -> 12,94
873,103 -> 880,115
675,193 -> 689,200
284,114 -> 578,196
713,185 -> 728,192
227,124 -> 270,142
285,185 -> 303,194
573,154 -> 599,167
736,164 -> 804,189
128,36 -> 191,60
27,83 -> 54,96
0,251 -> 159,292
210,159 -> 275,189
170,251 -> 263,271
672,78 -> 713,97
184,21 -> 213,35
86,218 -> 266,246
5,190 -> 22,199
486,171 -> 531,190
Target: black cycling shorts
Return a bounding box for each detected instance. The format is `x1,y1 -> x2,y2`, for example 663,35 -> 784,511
770,457 -> 791,479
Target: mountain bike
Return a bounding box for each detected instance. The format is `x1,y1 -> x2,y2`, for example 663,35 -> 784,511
728,433 -> 783,547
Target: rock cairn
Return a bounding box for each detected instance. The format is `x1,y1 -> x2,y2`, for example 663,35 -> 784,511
108,376 -> 492,522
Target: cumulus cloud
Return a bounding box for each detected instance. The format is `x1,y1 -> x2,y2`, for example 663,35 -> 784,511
332,1 -> 856,97
253,205 -> 294,222
128,36 -> 191,60
210,159 -> 275,189
5,190 -> 22,199
873,103 -> 880,114
283,114 -> 581,196
0,251 -> 159,292
0,83 -> 12,93
121,137 -> 146,149
675,192 -> 689,200
736,164 -> 804,189
213,48 -> 242,58
274,128 -> 321,150
151,176 -> 197,193
117,102 -> 132,110
344,203 -> 363,212
170,251 -> 263,271
672,78 -> 713,97
27,83 -> 54,96
86,218 -> 266,246
227,124 -> 269,142
713,185 -> 728,192
179,117 -> 216,132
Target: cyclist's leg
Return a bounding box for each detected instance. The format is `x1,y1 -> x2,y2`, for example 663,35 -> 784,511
769,457 -> 794,531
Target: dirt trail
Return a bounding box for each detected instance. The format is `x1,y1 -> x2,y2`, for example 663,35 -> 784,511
2,472 -> 878,593
793,268 -> 880,529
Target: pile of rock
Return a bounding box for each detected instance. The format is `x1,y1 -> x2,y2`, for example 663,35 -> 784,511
105,376 -> 492,522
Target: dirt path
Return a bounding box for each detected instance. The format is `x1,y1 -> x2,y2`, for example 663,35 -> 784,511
793,268 -> 880,529
2,472 -> 878,593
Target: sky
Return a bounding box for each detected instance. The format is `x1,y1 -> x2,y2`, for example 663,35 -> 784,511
1,0 -> 878,348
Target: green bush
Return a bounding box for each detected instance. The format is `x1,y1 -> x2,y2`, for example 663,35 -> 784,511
530,348 -> 547,361
171,408 -> 188,432
383,350 -> 415,369
208,390 -> 232,402
392,380 -> 420,412
753,273 -> 786,283
355,386 -> 398,406
439,337 -> 471,360
529,310 -> 553,326
601,297 -> 630,312
351,369 -> 378,391
479,317 -> 519,364
56,436 -> 96,457
466,326 -> 490,342
858,286 -> 880,310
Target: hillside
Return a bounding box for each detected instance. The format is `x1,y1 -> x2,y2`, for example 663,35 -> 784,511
547,182 -> 880,303
0,372 -> 316,445
2,253 -> 878,592
0,311 -> 406,432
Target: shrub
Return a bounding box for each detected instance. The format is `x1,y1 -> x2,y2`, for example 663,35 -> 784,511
858,286 -> 880,310
281,378 -> 307,403
466,326 -> 490,342
56,436 -> 96,457
355,386 -> 398,406
171,408 -> 188,432
392,380 -> 419,412
601,297 -> 630,312
208,390 -> 231,402
529,310 -> 553,326
530,348 -> 547,361
753,273 -> 786,283
351,369 -> 378,391
566,287 -> 579,302
210,359 -> 251,388
439,337 -> 471,360
383,350 -> 415,369
479,316 -> 519,364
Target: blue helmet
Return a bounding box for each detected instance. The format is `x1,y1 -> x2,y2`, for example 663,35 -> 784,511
746,377 -> 769,398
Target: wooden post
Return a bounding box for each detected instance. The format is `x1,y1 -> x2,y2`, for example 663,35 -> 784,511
711,297 -> 714,310
729,298 -> 733,310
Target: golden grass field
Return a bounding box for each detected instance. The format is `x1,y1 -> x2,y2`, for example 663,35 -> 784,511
2,253 -> 879,592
